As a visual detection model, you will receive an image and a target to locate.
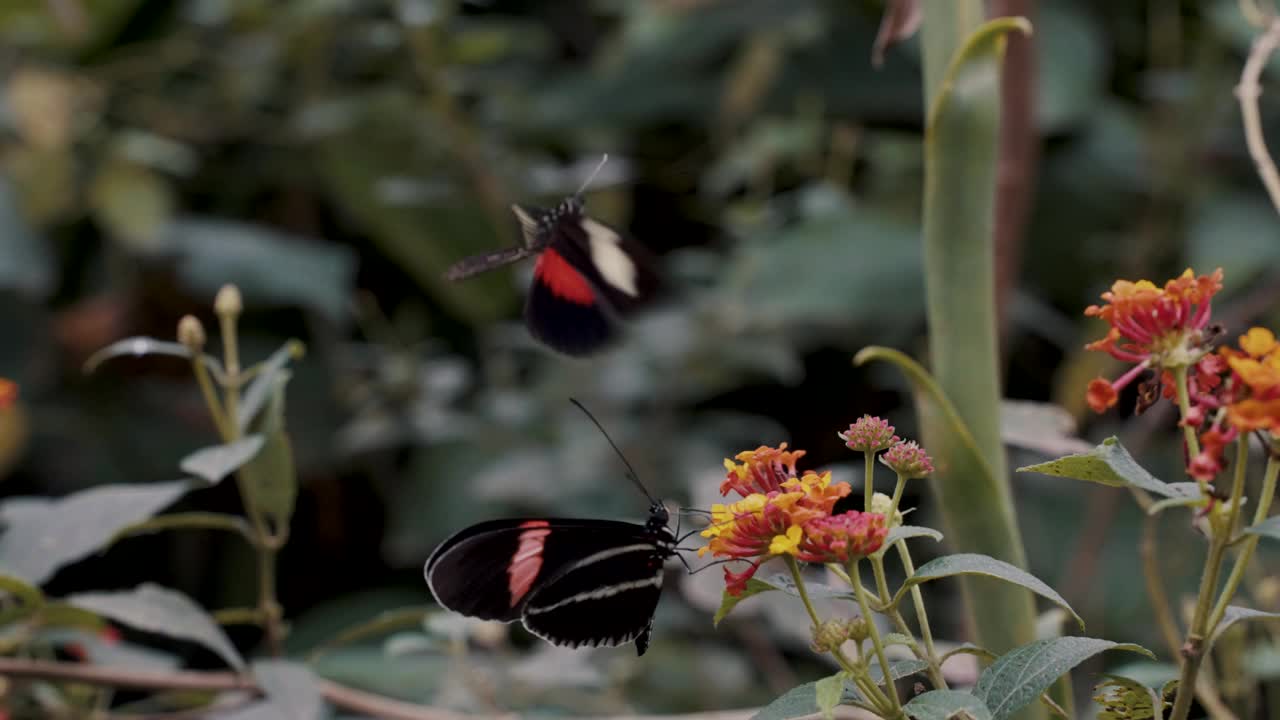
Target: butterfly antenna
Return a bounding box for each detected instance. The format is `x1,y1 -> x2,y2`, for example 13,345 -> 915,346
569,398 -> 657,505
573,154 -> 610,198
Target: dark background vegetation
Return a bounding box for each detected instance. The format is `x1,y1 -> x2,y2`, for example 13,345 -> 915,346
1,0 -> 1279,713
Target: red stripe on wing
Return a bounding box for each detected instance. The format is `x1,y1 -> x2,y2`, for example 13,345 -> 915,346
508,525 -> 552,607
533,249 -> 596,306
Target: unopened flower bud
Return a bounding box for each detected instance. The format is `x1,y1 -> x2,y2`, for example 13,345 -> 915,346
214,284 -> 243,317
845,616 -> 870,643
811,619 -> 850,652
869,492 -> 903,528
177,315 -> 206,351
880,441 -> 934,479
839,416 -> 899,453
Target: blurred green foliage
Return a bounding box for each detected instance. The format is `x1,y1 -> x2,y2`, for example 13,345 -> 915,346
1,0 -> 1280,715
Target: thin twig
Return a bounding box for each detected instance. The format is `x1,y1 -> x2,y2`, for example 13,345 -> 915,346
0,657 -> 467,720
1236,18 -> 1280,216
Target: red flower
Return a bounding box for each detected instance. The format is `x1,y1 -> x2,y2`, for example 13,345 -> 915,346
880,441 -> 934,479
721,444 -> 806,496
794,511 -> 888,564
1084,269 -> 1223,413
839,416 -> 899,453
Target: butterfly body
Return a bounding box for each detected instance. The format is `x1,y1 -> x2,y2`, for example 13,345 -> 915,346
425,502 -> 675,655
446,197 -> 659,356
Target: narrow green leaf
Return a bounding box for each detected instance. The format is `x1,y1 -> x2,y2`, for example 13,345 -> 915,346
237,340 -> 304,431
0,480 -> 192,584
83,337 -> 223,376
240,373 -> 296,532
942,643 -> 998,663
180,436 -> 265,486
885,525 -> 944,546
714,577 -> 780,626
66,583 -> 246,670
112,512 -> 255,546
1016,437 -> 1199,500
973,638 -> 1152,720
897,554 -> 1082,630
904,690 -> 993,720
0,572 -> 43,624
1243,515 -> 1280,542
1147,495 -> 1205,516
869,658 -> 929,684
308,607 -> 431,661
815,672 -> 846,720
1207,605 -> 1280,651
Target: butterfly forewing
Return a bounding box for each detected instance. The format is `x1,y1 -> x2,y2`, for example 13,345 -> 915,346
425,518 -> 669,622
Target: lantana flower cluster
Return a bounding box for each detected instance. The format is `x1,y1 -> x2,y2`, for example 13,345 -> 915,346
701,419 -> 933,596
1084,267 -> 1280,483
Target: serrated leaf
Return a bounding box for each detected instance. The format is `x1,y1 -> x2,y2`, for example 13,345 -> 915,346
1207,605 -> 1280,651
869,658 -> 929,684
714,577 -> 780,626
0,480 -> 191,584
1244,516 -> 1280,542
753,677 -> 859,720
973,638 -> 1152,720
66,583 -> 245,670
83,337 -> 223,376
884,525 -> 944,546
904,690 -> 993,720
1016,437 -> 1199,500
815,672 -> 846,720
764,573 -> 854,600
179,436 -> 265,485
897,554 -> 1082,629
237,341 -> 304,431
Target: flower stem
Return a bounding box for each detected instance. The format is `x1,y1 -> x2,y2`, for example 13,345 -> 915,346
896,541 -> 946,689
1207,451 -> 1280,629
852,559 -> 903,718
1169,435 -> 1249,720
785,557 -> 890,710
1172,365 -> 1204,488
887,473 -> 908,521
864,450 -> 876,512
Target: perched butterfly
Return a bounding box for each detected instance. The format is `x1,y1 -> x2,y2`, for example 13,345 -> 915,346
445,157 -> 659,356
424,402 -> 679,655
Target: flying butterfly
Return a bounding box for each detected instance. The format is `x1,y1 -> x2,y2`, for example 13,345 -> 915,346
424,401 -> 679,655
445,156 -> 659,356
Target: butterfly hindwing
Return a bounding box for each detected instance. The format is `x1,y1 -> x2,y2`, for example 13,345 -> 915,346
521,541 -> 666,655
525,248 -> 616,356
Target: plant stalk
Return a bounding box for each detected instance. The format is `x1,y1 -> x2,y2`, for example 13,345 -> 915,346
852,559 -> 903,718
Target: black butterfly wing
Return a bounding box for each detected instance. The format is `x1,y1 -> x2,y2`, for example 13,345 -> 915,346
519,203 -> 659,356
521,539 -> 668,656
424,518 -> 659,624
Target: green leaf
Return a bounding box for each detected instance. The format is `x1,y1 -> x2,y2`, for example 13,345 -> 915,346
1147,495 -> 1206,516
111,512 -> 254,546
764,573 -> 854,601
1243,515 -> 1280,542
179,436 -> 265,486
237,341 -> 304,431
884,632 -> 915,648
0,480 -> 192,584
39,602 -> 106,632
240,373 -> 297,532
815,672 -> 846,720
904,690 -> 994,720
1016,437 -> 1199,500
942,643 -> 998,663
896,554 -> 1082,630
0,572 -> 43,624
83,337 -> 223,376
162,217 -> 356,322
220,660 -> 324,720
869,658 -> 930,684
308,607 -> 431,661
753,676 -> 862,720
66,583 -> 245,670
714,577 -> 780,626
1207,605 -> 1280,651
884,525 -> 944,546
973,638 -> 1152,720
